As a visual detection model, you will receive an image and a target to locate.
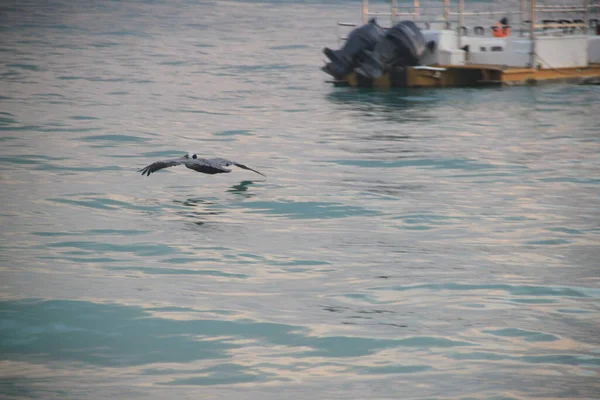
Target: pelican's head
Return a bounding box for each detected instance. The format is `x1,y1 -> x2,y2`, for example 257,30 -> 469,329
185,152 -> 198,159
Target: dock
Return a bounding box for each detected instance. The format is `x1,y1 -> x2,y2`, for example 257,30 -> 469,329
336,63 -> 600,88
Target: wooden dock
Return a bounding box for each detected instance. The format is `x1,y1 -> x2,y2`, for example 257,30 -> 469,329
336,63 -> 600,88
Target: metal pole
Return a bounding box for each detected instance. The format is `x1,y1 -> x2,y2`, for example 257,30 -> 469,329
443,0 -> 450,23
520,0 -> 525,37
414,0 -> 420,21
391,0 -> 397,24
458,0 -> 464,47
459,0 -> 465,31
530,0 -> 536,68
583,0 -> 589,35
362,0 -> 368,24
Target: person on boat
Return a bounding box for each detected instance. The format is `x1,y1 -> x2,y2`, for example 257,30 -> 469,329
492,17 -> 510,38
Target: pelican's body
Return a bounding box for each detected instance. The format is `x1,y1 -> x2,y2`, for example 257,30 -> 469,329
139,153 -> 265,177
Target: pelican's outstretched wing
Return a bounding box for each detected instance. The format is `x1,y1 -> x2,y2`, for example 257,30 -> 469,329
139,157 -> 187,176
208,158 -> 266,177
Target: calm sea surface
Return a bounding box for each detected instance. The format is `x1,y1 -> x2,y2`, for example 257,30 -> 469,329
1,0 -> 599,399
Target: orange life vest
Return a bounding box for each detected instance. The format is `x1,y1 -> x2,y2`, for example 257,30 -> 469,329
492,22 -> 510,38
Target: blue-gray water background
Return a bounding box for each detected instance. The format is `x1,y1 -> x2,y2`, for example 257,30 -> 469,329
1,0 -> 599,398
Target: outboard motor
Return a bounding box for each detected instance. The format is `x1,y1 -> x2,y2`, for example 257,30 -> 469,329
322,19 -> 385,79
355,20 -> 426,80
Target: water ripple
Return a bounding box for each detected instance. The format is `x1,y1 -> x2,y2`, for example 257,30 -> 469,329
237,200 -> 381,219
368,283 -> 596,298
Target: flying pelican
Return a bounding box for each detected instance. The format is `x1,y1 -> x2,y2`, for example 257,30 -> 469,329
139,153 -> 266,177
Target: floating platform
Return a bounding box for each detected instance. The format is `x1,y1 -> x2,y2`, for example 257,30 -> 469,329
333,63 -> 600,88
324,0 -> 600,90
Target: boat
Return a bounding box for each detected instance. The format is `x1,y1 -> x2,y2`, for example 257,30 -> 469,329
322,0 -> 600,88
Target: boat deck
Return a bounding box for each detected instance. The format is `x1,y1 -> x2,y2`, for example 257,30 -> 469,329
337,63 -> 600,88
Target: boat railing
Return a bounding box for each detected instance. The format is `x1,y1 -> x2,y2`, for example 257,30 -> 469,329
335,0 -> 599,41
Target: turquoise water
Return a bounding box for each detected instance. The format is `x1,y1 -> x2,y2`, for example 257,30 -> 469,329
1,0 -> 599,398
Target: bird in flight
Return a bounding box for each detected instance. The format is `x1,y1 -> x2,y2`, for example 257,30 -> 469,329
139,153 -> 266,177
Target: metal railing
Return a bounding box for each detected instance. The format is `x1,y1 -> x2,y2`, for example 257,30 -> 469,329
349,0 -> 598,35
361,0 -> 421,24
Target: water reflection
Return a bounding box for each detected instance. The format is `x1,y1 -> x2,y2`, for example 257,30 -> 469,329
166,181 -> 261,228
176,197 -> 219,208
325,88 -> 439,124
0,298 -> 473,368
227,180 -> 256,198
172,197 -> 225,227
341,178 -> 426,199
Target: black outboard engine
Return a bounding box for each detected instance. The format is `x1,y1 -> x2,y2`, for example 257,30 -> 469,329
322,19 -> 385,79
355,20 -> 426,80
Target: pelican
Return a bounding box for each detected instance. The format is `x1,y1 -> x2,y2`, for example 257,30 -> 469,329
139,153 -> 266,177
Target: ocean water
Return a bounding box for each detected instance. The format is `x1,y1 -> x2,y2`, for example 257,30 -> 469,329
1,0 -> 599,399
